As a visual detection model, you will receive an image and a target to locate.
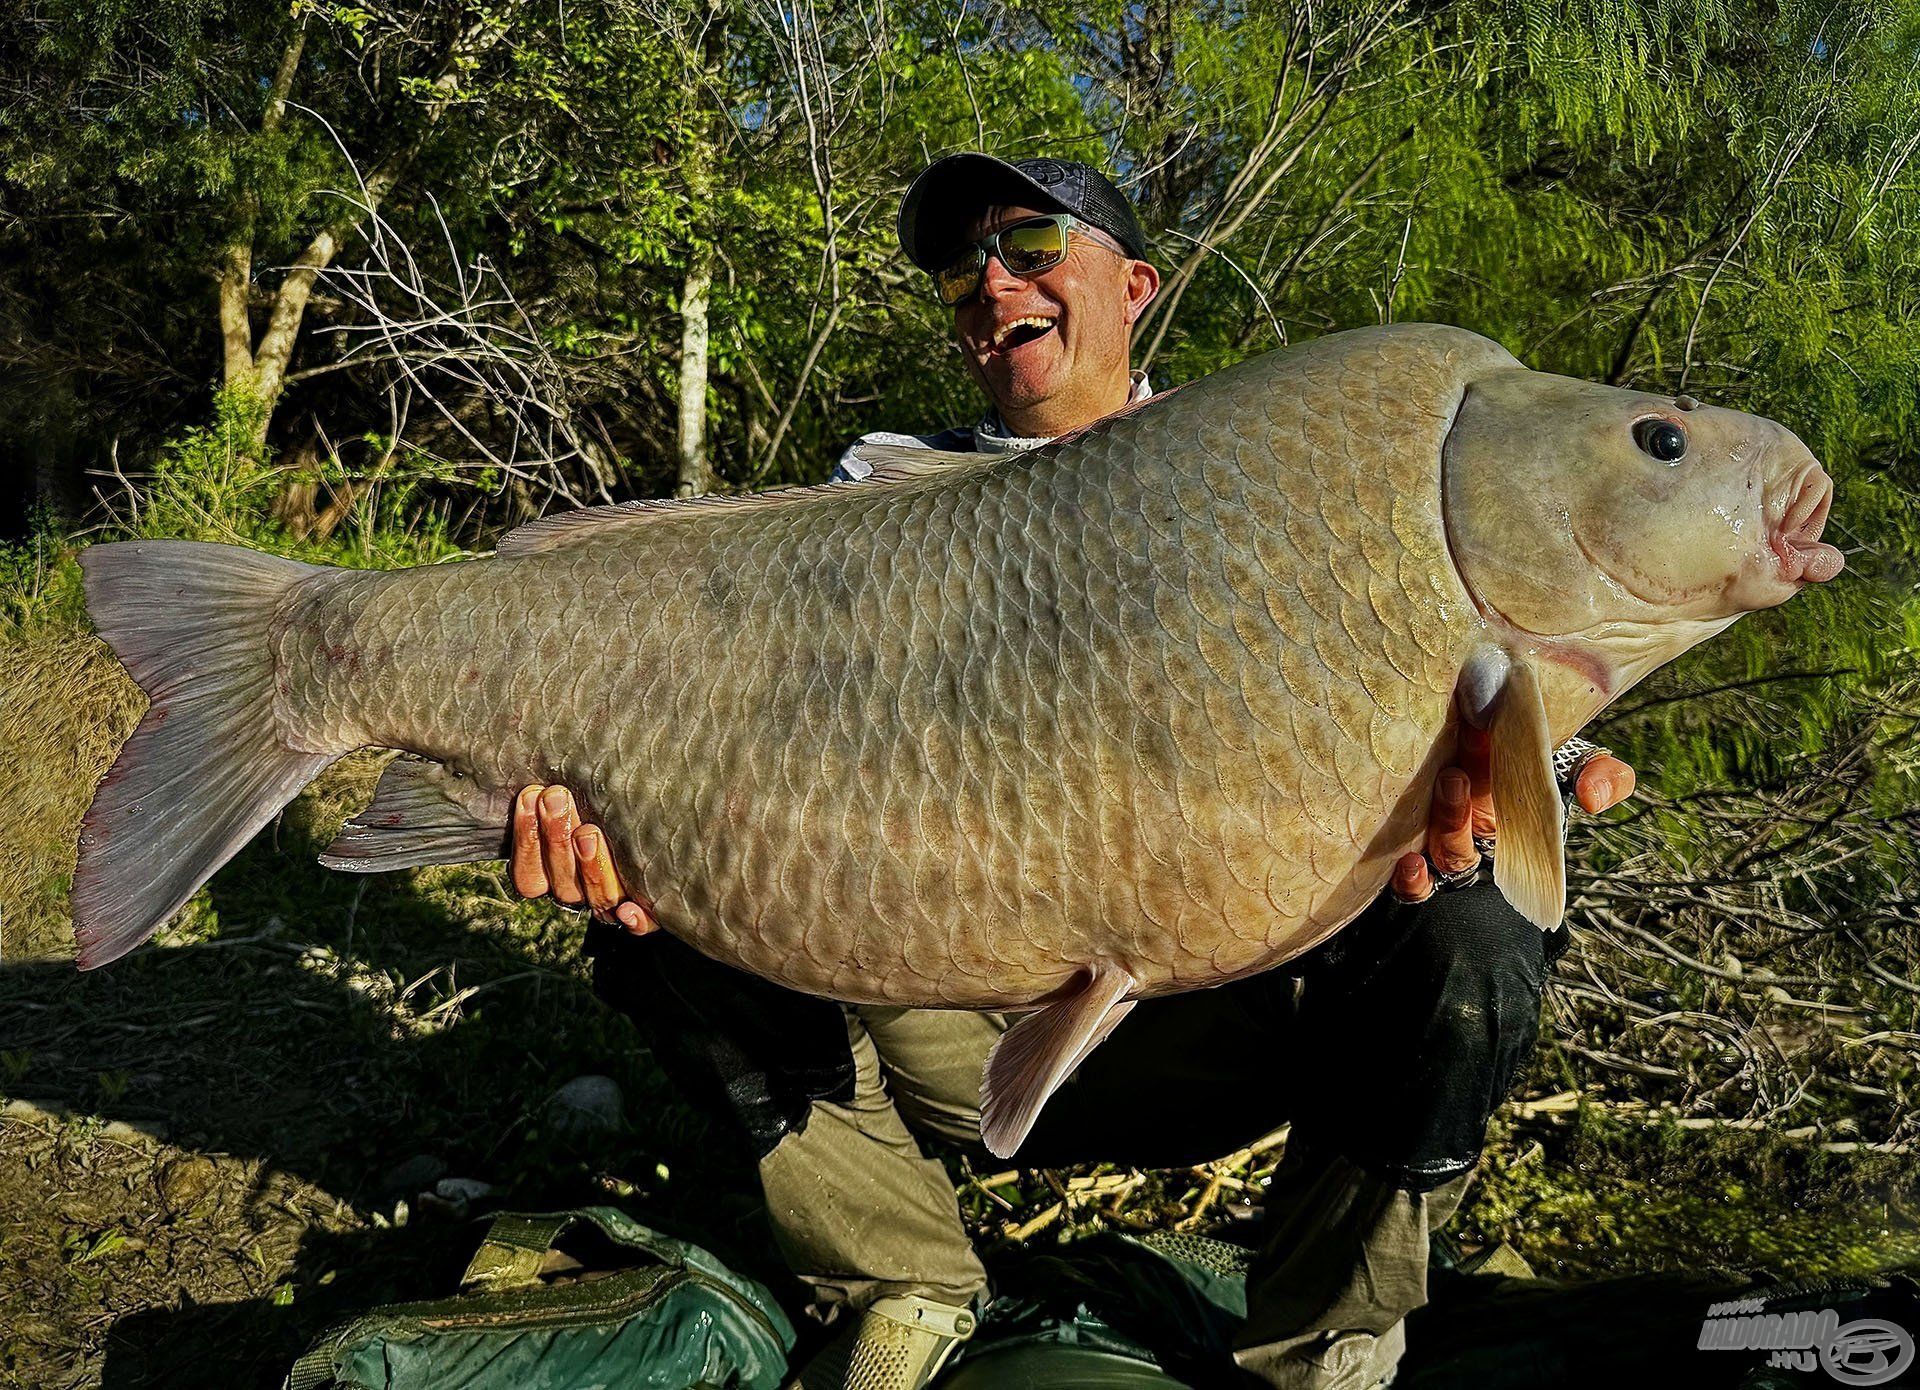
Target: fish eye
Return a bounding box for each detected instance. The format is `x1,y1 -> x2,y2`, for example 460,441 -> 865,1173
1634,417 -> 1688,464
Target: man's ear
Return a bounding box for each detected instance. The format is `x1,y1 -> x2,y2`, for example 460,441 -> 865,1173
1123,259 -> 1161,325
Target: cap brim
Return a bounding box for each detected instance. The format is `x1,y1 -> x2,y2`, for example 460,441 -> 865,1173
897,154 -> 1076,271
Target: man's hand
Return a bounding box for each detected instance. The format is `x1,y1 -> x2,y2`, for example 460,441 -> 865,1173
1389,728 -> 1636,905
510,784 -> 658,934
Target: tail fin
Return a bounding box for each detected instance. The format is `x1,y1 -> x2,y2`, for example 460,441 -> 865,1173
73,541 -> 346,970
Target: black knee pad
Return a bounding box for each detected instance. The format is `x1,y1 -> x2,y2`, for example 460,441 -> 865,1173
1287,881 -> 1566,1190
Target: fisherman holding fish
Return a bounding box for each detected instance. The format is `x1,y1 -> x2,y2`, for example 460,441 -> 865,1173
509,156 -> 1637,1390
80,152 -> 1838,1384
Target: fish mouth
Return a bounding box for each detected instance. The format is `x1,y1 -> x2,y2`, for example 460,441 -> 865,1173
1769,466 -> 1844,585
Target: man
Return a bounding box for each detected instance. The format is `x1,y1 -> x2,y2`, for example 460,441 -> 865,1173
512,154 -> 1635,1390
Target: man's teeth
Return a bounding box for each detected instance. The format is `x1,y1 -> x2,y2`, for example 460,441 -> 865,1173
993,316 -> 1056,349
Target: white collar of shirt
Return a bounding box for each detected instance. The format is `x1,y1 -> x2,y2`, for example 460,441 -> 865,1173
972,370 -> 1154,455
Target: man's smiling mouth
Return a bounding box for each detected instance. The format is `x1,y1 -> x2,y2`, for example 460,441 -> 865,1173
991,315 -> 1057,354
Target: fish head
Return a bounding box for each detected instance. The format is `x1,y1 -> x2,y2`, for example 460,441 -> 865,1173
1442,367 -> 1842,709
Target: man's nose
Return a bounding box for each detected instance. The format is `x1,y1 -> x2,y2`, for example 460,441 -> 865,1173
978,249 -> 1026,300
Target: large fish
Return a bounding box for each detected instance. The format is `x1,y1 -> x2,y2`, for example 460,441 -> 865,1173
73,324 -> 1842,1154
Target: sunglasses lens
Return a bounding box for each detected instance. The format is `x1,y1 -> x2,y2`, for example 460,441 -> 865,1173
935,252 -> 983,306
932,220 -> 1070,304
999,219 -> 1068,274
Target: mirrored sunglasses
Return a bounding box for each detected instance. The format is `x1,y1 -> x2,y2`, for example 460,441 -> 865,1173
932,214 -> 1088,307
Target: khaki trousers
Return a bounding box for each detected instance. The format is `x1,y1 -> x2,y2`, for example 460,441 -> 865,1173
754,1003 -> 1464,1390
757,1006 -> 1003,1315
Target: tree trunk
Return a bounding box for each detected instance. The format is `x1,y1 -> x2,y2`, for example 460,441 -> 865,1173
214,14 -> 507,452
674,250 -> 715,498
670,4 -> 730,499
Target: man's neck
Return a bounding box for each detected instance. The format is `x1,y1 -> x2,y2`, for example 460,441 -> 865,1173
996,370 -> 1134,440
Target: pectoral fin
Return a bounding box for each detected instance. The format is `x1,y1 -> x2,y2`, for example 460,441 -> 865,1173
1488,658 -> 1565,930
980,961 -> 1137,1159
1457,646 -> 1512,730
320,756 -> 512,872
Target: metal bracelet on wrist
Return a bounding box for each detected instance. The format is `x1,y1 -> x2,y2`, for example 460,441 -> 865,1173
1553,736 -> 1611,802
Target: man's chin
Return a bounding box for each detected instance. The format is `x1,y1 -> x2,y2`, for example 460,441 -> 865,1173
983,363 -> 1063,415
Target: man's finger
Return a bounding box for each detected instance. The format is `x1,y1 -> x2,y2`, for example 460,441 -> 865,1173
1390,851 -> 1433,904
1459,724 -> 1496,839
538,785 -> 584,904
1427,767 -> 1479,874
575,825 -> 624,919
615,901 -> 660,936
511,785 -> 550,897
1576,755 -> 1637,814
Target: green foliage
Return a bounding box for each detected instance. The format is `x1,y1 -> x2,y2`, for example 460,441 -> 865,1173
89,390 -> 431,555
117,391 -> 280,541
0,534 -> 82,640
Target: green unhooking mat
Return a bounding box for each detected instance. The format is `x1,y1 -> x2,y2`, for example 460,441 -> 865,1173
284,1207 -> 794,1390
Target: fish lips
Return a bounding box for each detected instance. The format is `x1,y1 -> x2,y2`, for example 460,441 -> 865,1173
1768,467 -> 1844,586
1722,463 -> 1842,613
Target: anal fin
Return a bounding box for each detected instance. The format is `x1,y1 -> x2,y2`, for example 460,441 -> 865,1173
320,755 -> 512,872
981,961 -> 1137,1159
1489,658 -> 1566,930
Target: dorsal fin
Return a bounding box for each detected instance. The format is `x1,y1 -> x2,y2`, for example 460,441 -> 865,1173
495,448 -> 980,558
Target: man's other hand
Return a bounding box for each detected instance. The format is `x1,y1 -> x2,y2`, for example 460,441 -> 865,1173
1389,728 -> 1636,904
510,784 -> 658,934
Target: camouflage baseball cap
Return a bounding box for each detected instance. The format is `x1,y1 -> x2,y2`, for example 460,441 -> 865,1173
898,153 -> 1151,272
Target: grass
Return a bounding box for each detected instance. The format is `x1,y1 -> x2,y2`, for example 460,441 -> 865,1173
0,631 -> 144,961
1459,1103 -> 1920,1280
